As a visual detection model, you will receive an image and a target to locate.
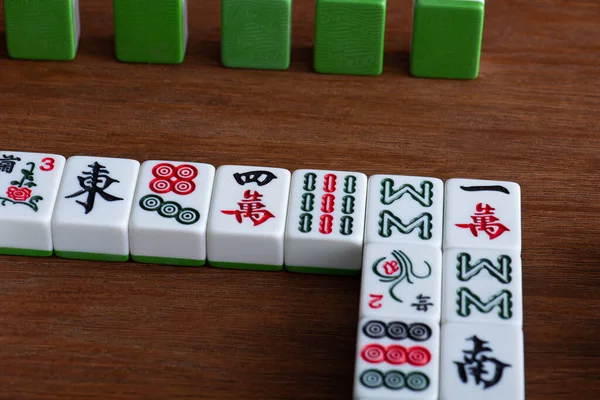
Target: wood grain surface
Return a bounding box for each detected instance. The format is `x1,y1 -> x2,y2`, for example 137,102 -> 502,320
1,0 -> 599,399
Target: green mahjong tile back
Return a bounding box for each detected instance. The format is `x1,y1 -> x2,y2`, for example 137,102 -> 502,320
314,0 -> 386,76
113,0 -> 187,64
221,0 -> 291,70
3,0 -> 79,60
410,0 -> 485,79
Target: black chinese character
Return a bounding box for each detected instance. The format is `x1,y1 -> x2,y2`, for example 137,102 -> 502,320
460,185 -> 510,194
65,162 -> 123,214
411,294 -> 433,312
455,335 -> 511,389
233,170 -> 277,186
0,154 -> 21,174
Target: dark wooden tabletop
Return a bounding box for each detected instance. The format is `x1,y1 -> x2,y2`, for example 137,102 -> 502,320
1,0 -> 599,399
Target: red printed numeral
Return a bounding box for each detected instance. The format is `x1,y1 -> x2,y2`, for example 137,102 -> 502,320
40,157 -> 55,171
368,294 -> 383,309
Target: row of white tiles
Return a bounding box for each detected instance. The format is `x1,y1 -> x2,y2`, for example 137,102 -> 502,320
353,178 -> 524,398
0,151 -> 522,270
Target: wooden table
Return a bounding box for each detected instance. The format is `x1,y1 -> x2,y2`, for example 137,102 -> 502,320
1,0 -> 599,398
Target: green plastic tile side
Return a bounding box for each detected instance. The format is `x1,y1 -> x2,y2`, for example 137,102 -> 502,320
55,250 -> 129,262
3,0 -> 77,60
314,0 -> 386,76
285,265 -> 361,276
221,0 -> 291,70
113,0 -> 186,64
0,247 -> 53,257
410,0 -> 484,79
209,261 -> 283,271
132,255 -> 206,267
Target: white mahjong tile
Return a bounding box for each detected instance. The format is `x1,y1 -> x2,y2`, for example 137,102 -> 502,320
440,323 -> 524,400
207,165 -> 291,271
359,243 -> 442,322
443,178 -> 521,252
129,160 -> 215,266
353,317 -> 440,399
0,151 -> 65,256
52,156 -> 140,261
442,248 -> 523,326
365,175 -> 444,248
285,169 -> 368,275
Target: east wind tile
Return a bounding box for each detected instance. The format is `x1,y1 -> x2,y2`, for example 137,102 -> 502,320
52,156 -> 140,261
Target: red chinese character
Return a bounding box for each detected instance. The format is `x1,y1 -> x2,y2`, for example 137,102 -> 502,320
456,203 -> 509,240
221,190 -> 275,226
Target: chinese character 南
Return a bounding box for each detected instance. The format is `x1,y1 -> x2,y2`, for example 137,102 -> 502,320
411,294 -> 433,312
456,203 -> 509,240
65,162 -> 123,214
455,335 -> 511,389
221,190 -> 274,226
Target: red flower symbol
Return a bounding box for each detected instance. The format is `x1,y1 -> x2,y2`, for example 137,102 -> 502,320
6,186 -> 32,201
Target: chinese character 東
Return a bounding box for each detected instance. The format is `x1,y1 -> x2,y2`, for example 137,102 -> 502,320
65,162 -> 123,214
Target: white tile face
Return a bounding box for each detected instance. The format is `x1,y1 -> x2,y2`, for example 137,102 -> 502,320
440,323 -> 524,400
365,175 -> 444,248
52,156 -> 140,259
353,317 -> 440,400
442,248 -> 522,326
207,166 -> 291,267
285,169 -> 367,271
443,179 -> 521,252
0,152 -> 65,254
129,160 -> 215,264
359,243 -> 442,322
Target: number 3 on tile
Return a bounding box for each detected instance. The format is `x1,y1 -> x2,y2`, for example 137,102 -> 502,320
40,157 -> 55,171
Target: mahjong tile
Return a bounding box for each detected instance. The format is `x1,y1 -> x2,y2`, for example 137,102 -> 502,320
129,160 -> 215,266
207,165 -> 291,271
285,169 -> 367,275
442,248 -> 523,326
52,156 -> 140,261
365,175 -> 444,248
360,243 -> 442,322
440,323 -> 524,400
353,317 -> 440,399
0,151 -> 65,256
444,178 -> 521,252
